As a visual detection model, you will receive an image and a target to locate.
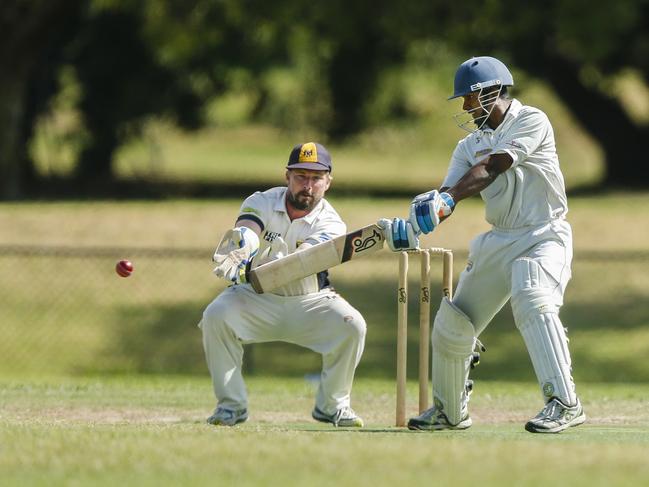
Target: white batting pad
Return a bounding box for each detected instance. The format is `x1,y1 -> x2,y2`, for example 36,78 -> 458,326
517,312 -> 576,405
511,257 -> 576,405
432,297 -> 477,425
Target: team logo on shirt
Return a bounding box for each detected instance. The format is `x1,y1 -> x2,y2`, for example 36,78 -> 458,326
264,231 -> 281,242
506,140 -> 523,149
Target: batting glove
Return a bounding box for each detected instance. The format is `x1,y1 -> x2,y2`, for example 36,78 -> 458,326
409,190 -> 455,234
377,218 -> 420,251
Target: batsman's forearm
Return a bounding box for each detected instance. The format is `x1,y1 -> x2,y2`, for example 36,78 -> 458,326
446,164 -> 496,202
446,154 -> 512,203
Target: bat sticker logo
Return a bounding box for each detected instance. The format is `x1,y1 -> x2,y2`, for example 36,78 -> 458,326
341,226 -> 385,263
352,229 -> 382,253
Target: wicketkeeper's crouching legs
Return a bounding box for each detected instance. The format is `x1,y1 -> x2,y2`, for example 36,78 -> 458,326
199,288 -> 251,413
199,285 -> 367,426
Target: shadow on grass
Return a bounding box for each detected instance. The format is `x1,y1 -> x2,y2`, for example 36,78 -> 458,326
97,277 -> 649,383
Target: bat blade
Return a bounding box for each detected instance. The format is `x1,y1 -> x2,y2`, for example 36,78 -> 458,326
248,224 -> 384,293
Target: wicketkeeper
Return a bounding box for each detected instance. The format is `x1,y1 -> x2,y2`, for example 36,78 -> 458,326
381,56 -> 585,433
199,142 -> 366,427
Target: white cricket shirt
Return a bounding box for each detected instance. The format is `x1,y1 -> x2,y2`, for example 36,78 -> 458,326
443,99 -> 568,229
238,187 -> 346,296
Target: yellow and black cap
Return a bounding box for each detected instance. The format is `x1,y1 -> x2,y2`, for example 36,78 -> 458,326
286,142 -> 332,172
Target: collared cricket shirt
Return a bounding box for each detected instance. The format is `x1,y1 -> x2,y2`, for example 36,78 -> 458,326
443,99 -> 568,229
237,187 -> 346,296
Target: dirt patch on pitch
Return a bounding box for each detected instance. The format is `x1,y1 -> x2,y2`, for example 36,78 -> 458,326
4,405 -> 202,425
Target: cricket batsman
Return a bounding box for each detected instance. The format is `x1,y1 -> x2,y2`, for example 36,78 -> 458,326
381,56 -> 585,433
199,142 -> 366,427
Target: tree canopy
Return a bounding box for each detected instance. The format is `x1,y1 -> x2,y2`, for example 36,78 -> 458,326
1,0 -> 647,198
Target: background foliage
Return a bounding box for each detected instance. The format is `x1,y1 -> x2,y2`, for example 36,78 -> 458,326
1,0 -> 648,199
2,4 -> 648,485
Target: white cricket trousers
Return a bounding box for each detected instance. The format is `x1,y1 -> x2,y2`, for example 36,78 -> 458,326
450,218 -> 577,405
453,219 -> 572,334
199,284 -> 366,414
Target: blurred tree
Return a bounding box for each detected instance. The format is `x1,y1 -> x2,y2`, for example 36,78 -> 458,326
69,8 -> 203,181
1,0 -> 648,198
438,0 -> 649,186
0,0 -> 82,199
0,0 -> 286,196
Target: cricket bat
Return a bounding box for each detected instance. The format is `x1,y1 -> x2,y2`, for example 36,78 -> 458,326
248,223 -> 385,293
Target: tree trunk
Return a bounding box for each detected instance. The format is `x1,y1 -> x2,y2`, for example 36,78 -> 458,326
0,0 -> 83,199
0,77 -> 28,199
75,131 -> 118,184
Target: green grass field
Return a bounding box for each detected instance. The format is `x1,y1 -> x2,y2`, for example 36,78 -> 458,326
11,59 -> 648,485
1,194 -> 648,380
2,376 -> 648,486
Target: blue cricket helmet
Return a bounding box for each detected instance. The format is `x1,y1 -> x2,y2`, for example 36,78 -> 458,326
449,56 -> 514,100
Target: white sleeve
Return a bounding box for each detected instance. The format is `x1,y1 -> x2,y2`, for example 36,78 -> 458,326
304,214 -> 346,246
442,141 -> 472,189
238,192 -> 269,231
492,109 -> 548,168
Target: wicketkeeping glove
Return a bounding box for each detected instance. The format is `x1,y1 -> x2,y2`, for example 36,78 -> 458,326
253,236 -> 289,267
212,227 -> 260,284
409,190 -> 455,234
377,218 -> 420,251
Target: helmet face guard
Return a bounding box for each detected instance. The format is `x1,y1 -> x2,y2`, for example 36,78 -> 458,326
449,56 -> 513,133
452,84 -> 503,134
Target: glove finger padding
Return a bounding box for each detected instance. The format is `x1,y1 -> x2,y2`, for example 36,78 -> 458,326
409,190 -> 454,234
212,227 -> 260,283
409,190 -> 440,234
377,218 -> 419,251
253,236 -> 289,267
377,218 -> 395,251
271,236 -> 288,259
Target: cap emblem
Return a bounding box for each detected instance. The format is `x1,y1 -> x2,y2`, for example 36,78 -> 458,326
299,143 -> 318,163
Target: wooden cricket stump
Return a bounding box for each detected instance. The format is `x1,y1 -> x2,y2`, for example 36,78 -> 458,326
396,248 -> 453,427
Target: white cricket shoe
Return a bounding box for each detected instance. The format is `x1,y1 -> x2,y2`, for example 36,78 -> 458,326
407,406 -> 472,431
207,407 -> 248,426
525,397 -> 586,433
312,406 -> 364,427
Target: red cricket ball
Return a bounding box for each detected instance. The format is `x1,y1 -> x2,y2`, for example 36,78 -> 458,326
115,259 -> 134,277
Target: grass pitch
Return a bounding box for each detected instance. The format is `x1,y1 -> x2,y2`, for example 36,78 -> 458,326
1,376 -> 648,486
1,194 -> 648,382
1,196 -> 648,485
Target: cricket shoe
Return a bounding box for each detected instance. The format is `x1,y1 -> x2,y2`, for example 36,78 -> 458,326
206,407 -> 248,426
312,406 -> 364,427
525,397 -> 586,434
407,406 -> 472,431
408,380 -> 474,431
